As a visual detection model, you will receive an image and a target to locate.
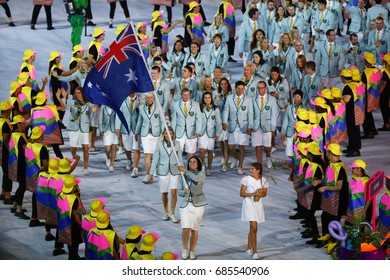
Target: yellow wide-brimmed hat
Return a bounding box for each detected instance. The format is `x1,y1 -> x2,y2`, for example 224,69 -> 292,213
72,44 -> 84,54
34,92 -> 47,106
341,69 -> 352,78
115,25 -> 126,35
307,141 -> 322,156
331,87 -> 342,99
189,1 -> 201,11
59,158 -> 74,173
0,100 -> 14,111
297,142 -> 308,156
319,89 -> 333,100
125,224 -> 145,240
325,143 -> 342,156
140,232 -> 159,251
349,159 -> 367,171
152,10 -> 163,22
161,252 -> 179,260
9,80 -> 24,94
310,97 -> 328,109
96,210 -> 110,229
49,50 -> 63,62
297,107 -> 309,121
93,27 -> 106,38
30,126 -> 45,140
23,49 -> 37,61
361,52 -> 375,65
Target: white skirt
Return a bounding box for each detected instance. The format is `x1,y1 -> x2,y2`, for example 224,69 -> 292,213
180,203 -> 205,231
241,197 -> 265,224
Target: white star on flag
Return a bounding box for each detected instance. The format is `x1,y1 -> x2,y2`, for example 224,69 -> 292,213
125,68 -> 137,85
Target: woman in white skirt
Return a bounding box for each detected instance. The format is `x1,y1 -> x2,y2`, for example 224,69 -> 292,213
178,156 -> 207,260
150,126 -> 183,223
198,92 -> 221,175
240,162 -> 268,260
67,87 -> 91,175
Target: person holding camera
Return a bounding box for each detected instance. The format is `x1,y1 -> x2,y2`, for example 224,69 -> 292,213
65,0 -> 88,47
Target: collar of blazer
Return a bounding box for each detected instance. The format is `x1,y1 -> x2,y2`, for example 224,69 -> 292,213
234,94 -> 245,109
255,94 -> 269,111
144,104 -> 155,116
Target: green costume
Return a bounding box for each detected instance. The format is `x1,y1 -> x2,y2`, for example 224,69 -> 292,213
68,0 -> 88,47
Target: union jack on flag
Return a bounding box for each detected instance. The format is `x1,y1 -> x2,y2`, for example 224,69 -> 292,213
84,23 -> 154,133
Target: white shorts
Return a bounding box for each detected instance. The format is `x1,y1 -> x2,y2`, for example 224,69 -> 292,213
122,133 -> 140,151
103,130 -> 118,146
69,131 -> 89,147
141,134 -> 159,154
198,134 -> 215,150
158,174 -> 179,193
180,203 -> 205,231
177,135 -> 198,154
228,128 -> 249,146
286,136 -> 294,157
251,130 -> 272,147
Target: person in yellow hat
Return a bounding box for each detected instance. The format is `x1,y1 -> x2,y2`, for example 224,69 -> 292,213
8,115 -> 29,220
120,224 -> 145,260
30,91 -> 65,158
66,45 -> 85,96
379,53 -> 390,131
316,143 -> 349,253
328,87 -> 347,145
161,251 -> 179,260
25,126 -> 49,227
30,0 -> 54,30
0,100 -> 14,204
131,232 -> 158,260
341,68 -> 362,157
49,50 -> 73,129
88,27 -> 106,65
81,198 -> 106,242
56,175 -> 84,259
361,51 -> 382,139
107,0 -> 130,29
184,1 -> 206,47
19,49 -> 41,91
136,22 -> 152,60
8,80 -> 25,120
86,209 -> 121,260
151,10 -> 180,55
345,159 -> 371,226
299,141 -> 325,246
152,0 -> 175,25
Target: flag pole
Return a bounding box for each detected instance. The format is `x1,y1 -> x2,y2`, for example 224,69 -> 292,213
131,22 -> 189,190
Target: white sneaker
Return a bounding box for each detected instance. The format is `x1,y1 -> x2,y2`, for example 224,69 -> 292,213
118,147 -> 125,155
83,168 -> 90,175
237,168 -> 244,175
253,253 -> 260,260
153,171 -> 158,177
246,249 -> 253,256
230,158 -> 238,169
162,213 -> 170,221
266,157 -> 272,169
181,249 -> 189,260
221,165 -> 228,172
170,214 -> 179,223
109,166 -> 114,172
220,158 -> 224,167
206,169 -> 211,176
142,175 -> 151,184
126,160 -> 132,171
270,146 -> 276,154
190,251 -> 197,260
131,168 -> 138,178
105,159 -> 110,168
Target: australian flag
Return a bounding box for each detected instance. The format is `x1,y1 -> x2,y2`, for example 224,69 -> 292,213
83,23 -> 154,133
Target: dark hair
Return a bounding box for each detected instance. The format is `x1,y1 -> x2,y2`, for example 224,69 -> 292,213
187,156 -> 202,172
252,50 -> 265,65
190,41 -> 201,53
249,29 -> 265,51
309,153 -> 326,174
212,33 -> 223,42
251,162 -> 263,175
74,87 -> 89,102
318,0 -> 327,5
200,92 -> 217,112
305,61 -> 316,71
48,59 -> 59,76
293,89 -> 303,98
181,87 -> 190,95
151,65 -> 161,72
153,56 -> 163,63
349,33 -> 358,40
326,29 -> 335,37
275,5 -> 287,21
218,77 -> 232,94
268,66 -> 282,85
235,80 -> 246,88
173,40 -> 186,54
296,54 -> 307,66
183,65 -> 193,73
248,8 -> 259,19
